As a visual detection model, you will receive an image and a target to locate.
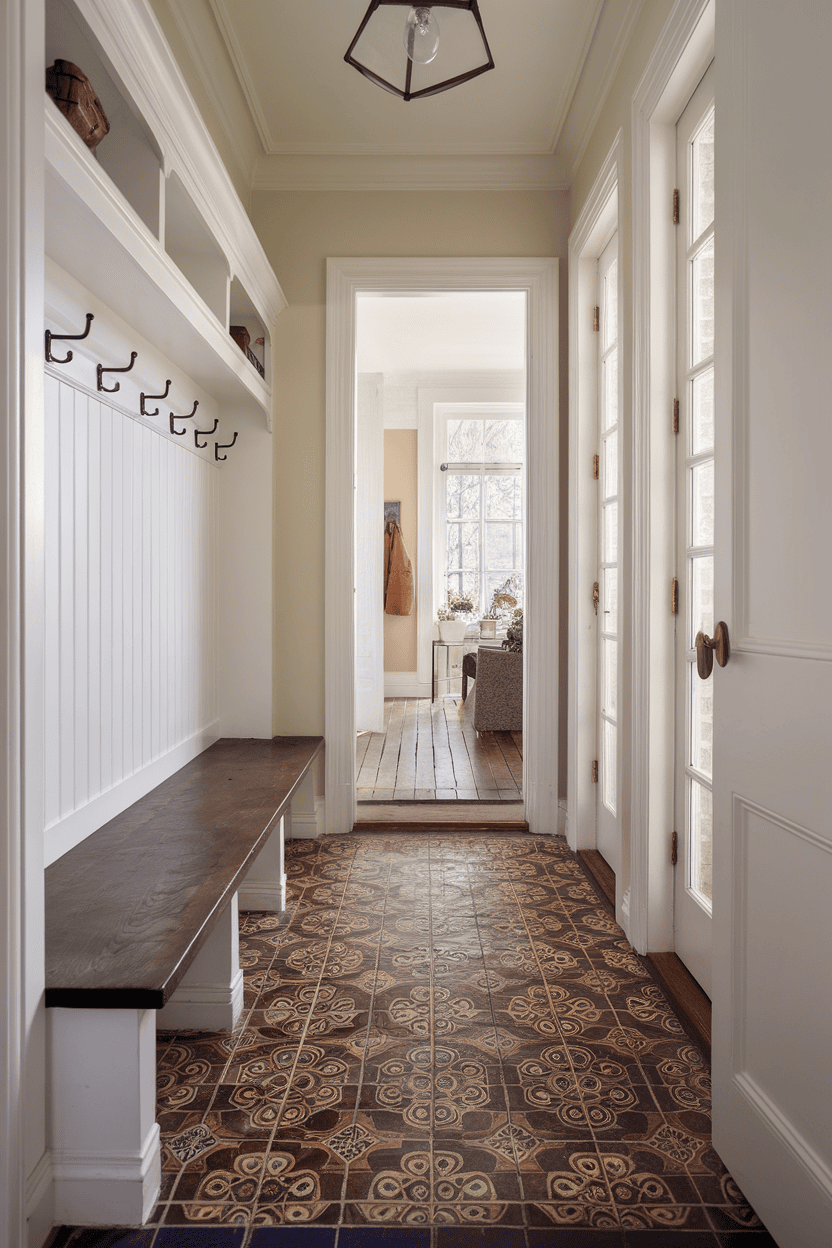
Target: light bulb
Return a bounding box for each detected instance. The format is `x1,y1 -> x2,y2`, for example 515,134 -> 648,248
403,6 -> 440,65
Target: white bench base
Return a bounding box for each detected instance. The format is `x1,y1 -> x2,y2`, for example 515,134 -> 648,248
47,797 -> 296,1223
157,895 -> 244,1032
49,1006 -> 161,1225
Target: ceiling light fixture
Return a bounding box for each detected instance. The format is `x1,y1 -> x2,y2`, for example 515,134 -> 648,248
345,1 -> 494,102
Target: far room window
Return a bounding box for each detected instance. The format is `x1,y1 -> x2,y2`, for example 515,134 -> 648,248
438,408 -> 525,616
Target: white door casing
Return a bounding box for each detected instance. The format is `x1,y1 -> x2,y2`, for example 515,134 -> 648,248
566,132 -> 623,906
673,63 -> 714,994
355,372 -> 385,733
326,258 -> 559,835
630,0 -> 715,955
595,232 -> 621,876
711,2 -> 832,1243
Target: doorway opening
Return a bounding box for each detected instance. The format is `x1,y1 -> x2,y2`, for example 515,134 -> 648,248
354,291 -> 526,822
325,257 -> 559,837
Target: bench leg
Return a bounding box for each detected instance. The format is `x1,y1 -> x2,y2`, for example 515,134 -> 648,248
286,765 -> 323,839
238,814 -> 286,911
156,896 -> 244,1032
48,1006 -> 160,1225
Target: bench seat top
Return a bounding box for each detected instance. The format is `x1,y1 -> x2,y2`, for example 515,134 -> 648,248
45,735 -> 323,1010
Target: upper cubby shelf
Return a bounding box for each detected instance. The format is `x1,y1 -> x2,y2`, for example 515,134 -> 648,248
44,0 -> 286,430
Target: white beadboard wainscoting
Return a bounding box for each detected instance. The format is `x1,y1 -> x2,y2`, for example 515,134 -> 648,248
43,374 -> 220,866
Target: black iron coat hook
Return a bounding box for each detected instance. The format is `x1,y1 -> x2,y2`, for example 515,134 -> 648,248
215,432 -> 238,461
140,379 -> 171,417
169,400 -> 199,436
97,351 -> 137,393
45,313 -> 93,364
194,419 -> 219,448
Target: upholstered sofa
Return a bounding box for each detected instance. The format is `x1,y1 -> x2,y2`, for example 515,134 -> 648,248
471,646 -> 523,733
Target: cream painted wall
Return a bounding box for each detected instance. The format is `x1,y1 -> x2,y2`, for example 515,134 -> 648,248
383,430 -> 417,673
254,188 -> 570,799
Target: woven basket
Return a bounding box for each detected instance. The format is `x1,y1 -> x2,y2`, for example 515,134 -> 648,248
230,325 -> 251,354
46,60 -> 110,151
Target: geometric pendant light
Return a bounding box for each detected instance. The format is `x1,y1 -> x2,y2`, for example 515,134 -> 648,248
345,1 -> 495,101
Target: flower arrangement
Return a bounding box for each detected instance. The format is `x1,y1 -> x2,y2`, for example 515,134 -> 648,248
502,607 -> 524,653
482,574 -> 521,621
437,588 -> 476,621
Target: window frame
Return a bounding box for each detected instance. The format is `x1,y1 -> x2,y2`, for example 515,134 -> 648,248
434,402 -> 525,619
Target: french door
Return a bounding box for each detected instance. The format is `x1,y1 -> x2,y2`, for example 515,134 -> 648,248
595,233 -> 620,872
673,62 -> 715,992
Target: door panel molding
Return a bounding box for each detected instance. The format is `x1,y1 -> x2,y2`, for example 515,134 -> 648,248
325,257 -> 559,835
732,1073 -> 832,1206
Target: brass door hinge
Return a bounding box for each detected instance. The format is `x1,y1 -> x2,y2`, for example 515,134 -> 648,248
671,577 -> 679,615
593,306 -> 600,333
672,188 -> 680,224
592,759 -> 599,784
592,582 -> 600,615
592,453 -> 599,480
671,831 -> 678,866
672,398 -> 680,434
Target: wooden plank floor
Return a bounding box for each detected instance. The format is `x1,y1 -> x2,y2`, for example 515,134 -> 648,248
356,697 -> 522,802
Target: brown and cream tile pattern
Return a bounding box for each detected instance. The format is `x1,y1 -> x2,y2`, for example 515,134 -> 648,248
145,833 -> 770,1240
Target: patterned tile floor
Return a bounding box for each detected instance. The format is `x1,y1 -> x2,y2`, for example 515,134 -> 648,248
50,833 -> 776,1248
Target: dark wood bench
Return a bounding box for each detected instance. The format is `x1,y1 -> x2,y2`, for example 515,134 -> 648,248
45,734 -> 323,1226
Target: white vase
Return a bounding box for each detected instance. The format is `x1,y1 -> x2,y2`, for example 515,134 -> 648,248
438,618 -> 468,643
479,618 -> 497,639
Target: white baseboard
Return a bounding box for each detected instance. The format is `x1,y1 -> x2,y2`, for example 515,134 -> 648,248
289,797 -> 325,840
156,969 -> 244,1032
238,874 -> 286,912
384,675 -> 431,699
52,1124 -> 160,1226
26,1151 -> 53,1248
44,721 -> 221,866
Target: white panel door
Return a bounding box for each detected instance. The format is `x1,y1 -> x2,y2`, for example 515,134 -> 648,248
712,3 -> 832,1244
355,373 -> 385,733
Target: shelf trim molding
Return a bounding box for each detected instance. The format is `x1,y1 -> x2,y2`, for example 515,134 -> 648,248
71,0 -> 285,327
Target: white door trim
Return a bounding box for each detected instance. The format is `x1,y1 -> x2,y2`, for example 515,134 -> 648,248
567,134 -> 622,886
326,257 -> 559,835
629,0 -> 715,954
2,0 -> 48,1243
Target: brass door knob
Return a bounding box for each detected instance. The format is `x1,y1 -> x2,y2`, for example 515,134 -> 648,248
695,621 -> 730,679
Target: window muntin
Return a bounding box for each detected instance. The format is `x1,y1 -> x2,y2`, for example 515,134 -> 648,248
442,416 -> 524,613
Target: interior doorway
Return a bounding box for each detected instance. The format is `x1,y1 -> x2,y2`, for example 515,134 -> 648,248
325,257 -> 559,837
354,291 -> 527,818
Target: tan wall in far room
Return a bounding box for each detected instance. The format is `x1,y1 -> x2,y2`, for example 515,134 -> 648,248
384,429 -> 418,672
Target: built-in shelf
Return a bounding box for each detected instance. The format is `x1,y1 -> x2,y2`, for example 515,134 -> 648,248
44,0 -> 285,430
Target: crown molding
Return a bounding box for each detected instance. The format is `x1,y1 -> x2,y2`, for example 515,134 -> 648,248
568,0 -> 646,183
545,0 -> 606,154
252,153 -> 569,193
207,0 -> 275,154
164,0 -> 260,189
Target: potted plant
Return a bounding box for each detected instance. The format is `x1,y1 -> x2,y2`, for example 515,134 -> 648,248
480,576 -> 519,638
502,607 -> 523,652
437,589 -> 475,642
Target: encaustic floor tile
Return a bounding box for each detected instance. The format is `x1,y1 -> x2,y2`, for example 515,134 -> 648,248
56,833 -> 775,1243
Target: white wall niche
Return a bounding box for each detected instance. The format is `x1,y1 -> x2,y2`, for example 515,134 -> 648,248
46,0 -> 164,238
164,171 -> 230,327
229,276 -> 270,384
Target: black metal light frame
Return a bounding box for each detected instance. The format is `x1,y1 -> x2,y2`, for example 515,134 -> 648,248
345,0 -> 494,101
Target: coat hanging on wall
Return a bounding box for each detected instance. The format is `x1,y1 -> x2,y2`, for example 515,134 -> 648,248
384,519 -> 414,616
